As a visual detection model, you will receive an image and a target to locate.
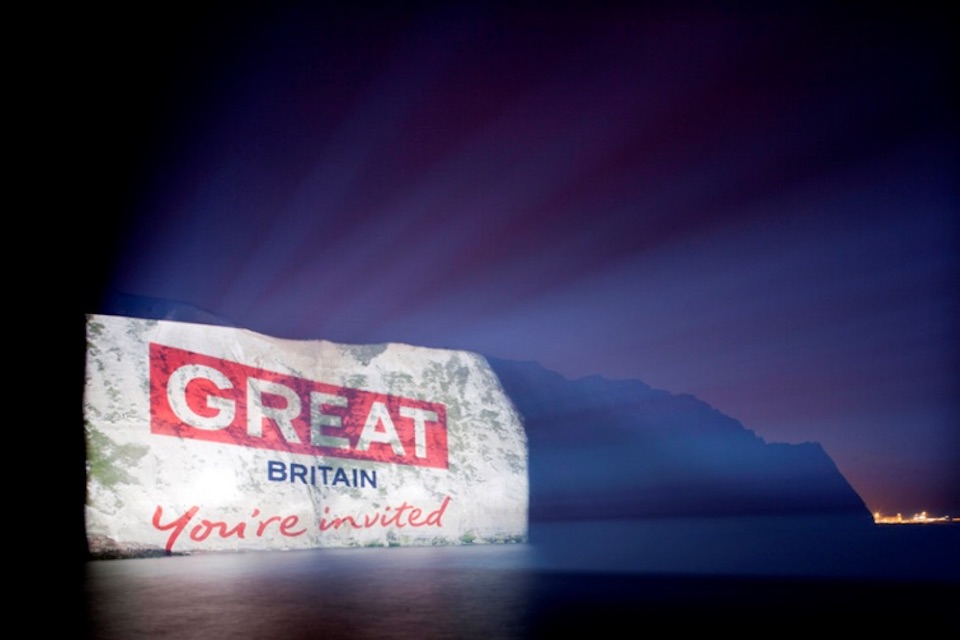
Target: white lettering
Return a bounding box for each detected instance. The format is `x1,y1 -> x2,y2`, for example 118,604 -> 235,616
167,364 -> 236,430
310,392 -> 349,448
399,406 -> 438,458
357,402 -> 405,455
247,378 -> 302,443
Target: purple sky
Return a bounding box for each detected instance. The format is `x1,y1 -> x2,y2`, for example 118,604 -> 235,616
93,5 -> 957,516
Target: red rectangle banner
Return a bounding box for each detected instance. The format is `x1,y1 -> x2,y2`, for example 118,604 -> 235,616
150,343 -> 448,468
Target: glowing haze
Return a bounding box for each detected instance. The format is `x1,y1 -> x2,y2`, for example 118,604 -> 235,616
92,5 -> 957,516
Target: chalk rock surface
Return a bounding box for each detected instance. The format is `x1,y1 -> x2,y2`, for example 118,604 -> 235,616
84,314 -> 528,556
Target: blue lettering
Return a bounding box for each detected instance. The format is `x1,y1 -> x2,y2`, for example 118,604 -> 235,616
290,463 -> 308,484
360,469 -> 377,488
267,461 -> 287,482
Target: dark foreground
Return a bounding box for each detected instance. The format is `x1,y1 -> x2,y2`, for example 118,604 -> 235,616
82,531 -> 957,639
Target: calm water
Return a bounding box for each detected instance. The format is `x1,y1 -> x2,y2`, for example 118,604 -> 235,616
83,521 -> 957,638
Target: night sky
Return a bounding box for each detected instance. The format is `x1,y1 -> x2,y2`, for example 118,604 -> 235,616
82,4 -> 957,517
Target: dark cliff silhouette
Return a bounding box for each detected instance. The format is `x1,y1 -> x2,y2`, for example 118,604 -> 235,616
486,357 -> 871,525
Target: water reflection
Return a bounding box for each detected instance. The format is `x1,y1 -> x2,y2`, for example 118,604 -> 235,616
85,545 -> 537,640
84,526 -> 957,638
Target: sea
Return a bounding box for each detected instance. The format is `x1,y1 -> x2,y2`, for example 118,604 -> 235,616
81,518 -> 957,638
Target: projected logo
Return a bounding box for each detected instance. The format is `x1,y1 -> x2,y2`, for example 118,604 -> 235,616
150,343 -> 449,469
84,315 -> 528,556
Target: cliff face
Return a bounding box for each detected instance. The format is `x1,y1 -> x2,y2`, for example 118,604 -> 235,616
91,296 -> 872,528
486,357 -> 871,523
84,314 -> 529,555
